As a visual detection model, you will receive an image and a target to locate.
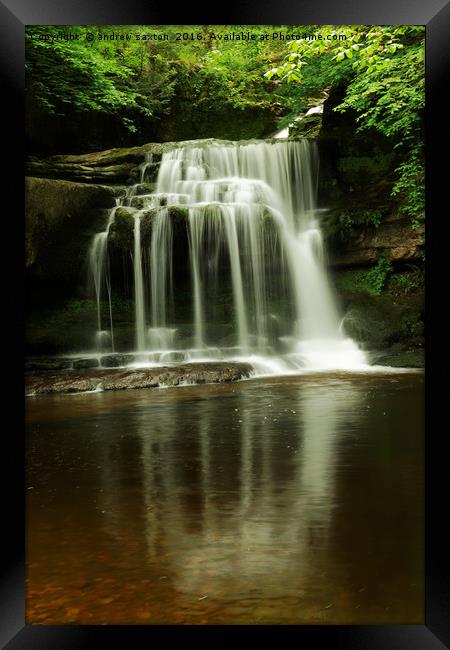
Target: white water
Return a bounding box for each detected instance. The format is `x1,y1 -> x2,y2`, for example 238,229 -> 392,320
89,139 -> 368,372
133,213 -> 146,352
88,205 -> 118,352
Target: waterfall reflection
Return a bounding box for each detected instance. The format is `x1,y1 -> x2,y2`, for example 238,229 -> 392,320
27,376 -> 423,623
111,381 -> 367,599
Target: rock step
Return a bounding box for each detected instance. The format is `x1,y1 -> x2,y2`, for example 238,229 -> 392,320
25,363 -> 254,395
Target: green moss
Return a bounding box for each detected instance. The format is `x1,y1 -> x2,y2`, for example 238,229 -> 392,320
168,206 -> 189,223
140,206 -> 189,246
135,182 -> 157,195
26,177 -> 117,282
108,207 -> 134,251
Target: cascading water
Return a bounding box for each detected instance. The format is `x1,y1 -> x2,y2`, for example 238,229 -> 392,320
89,139 -> 368,372
88,204 -> 118,352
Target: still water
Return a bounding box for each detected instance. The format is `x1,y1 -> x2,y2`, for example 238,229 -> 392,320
26,372 -> 424,624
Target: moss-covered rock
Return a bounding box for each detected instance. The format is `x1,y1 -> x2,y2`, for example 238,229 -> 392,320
26,177 -> 116,287
316,83 -> 424,270
371,349 -> 424,368
100,353 -> 135,368
25,297 -> 138,355
129,195 -> 153,209
140,206 -> 189,247
108,207 -> 135,252
334,284 -> 424,356
135,183 -> 157,195
26,143 -> 169,183
72,358 -> 100,369
289,113 -> 323,138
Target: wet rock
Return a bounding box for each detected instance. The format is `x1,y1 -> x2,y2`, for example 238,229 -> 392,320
100,354 -> 135,368
337,290 -> 424,352
26,143 -> 170,184
289,112 -> 323,138
157,352 -> 187,363
26,177 -> 117,285
129,195 -> 152,209
107,207 -> 135,251
140,206 -> 189,246
135,183 -> 157,195
371,348 -> 424,368
72,358 -> 100,369
25,362 -> 253,395
25,358 -> 73,371
329,216 -> 424,267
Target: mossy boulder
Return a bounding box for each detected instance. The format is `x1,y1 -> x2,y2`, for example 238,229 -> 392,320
138,163 -> 160,184
335,287 -> 424,355
100,353 -> 135,367
140,206 -> 189,247
289,113 -> 323,138
106,204 -> 189,251
108,207 -> 135,252
140,210 -> 154,245
135,183 -> 157,195
129,195 -> 154,209
26,177 -> 116,288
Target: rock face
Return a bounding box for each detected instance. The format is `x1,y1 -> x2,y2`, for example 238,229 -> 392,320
26,143 -> 168,184
371,349 -> 424,368
25,358 -> 74,371
317,85 -> 424,268
329,215 -> 424,267
26,177 -> 117,285
289,112 -> 323,138
336,289 -> 424,367
25,362 -> 254,395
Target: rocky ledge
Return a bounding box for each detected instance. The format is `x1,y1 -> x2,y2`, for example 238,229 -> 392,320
369,348 -> 424,369
25,362 -> 254,395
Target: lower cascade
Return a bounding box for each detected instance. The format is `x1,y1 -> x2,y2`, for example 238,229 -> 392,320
89,138 -> 368,373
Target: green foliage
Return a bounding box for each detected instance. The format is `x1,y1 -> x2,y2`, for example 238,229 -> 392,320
366,257 -> 394,295
388,265 -> 424,296
26,27 -> 158,128
390,144 -> 425,228
26,25 -> 286,134
338,211 -> 354,236
336,257 -> 393,296
267,26 -> 425,227
360,209 -> 383,228
331,209 -> 385,241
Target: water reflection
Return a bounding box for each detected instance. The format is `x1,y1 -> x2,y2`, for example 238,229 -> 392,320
132,380 -> 366,602
27,374 -> 423,624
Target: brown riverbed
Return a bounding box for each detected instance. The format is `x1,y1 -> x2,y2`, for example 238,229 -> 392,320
26,372 -> 424,624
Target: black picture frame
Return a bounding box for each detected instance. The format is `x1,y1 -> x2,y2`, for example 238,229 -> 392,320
4,0 -> 448,647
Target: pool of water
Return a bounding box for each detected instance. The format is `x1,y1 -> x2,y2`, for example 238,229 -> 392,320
26,372 -> 424,624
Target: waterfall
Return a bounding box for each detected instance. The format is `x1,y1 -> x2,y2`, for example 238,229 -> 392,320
89,139 -> 367,371
133,213 -> 146,352
88,205 -> 117,352
150,207 -> 173,330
